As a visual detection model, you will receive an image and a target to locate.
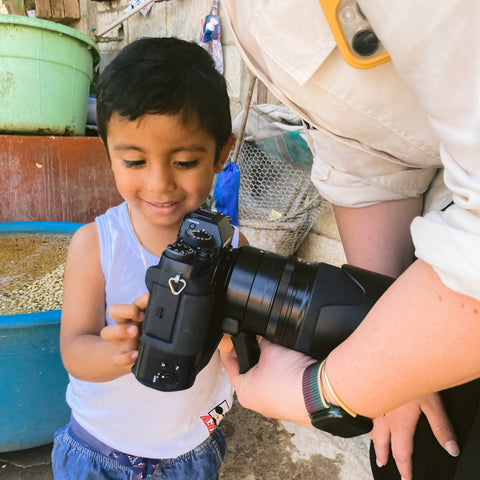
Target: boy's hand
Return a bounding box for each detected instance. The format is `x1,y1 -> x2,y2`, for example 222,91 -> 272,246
101,293 -> 149,369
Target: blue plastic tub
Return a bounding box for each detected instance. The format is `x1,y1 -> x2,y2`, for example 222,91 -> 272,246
0,222 -> 82,452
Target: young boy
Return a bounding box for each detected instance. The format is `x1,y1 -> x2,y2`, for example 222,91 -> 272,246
52,37 -> 245,479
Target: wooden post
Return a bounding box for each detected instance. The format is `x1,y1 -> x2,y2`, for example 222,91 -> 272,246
35,0 -> 80,23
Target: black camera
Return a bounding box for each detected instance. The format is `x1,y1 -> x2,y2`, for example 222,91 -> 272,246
132,208 -> 394,392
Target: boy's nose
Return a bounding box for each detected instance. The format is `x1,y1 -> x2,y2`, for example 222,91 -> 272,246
147,164 -> 176,192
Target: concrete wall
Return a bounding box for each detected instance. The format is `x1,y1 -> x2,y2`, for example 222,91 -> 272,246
298,202 -> 346,266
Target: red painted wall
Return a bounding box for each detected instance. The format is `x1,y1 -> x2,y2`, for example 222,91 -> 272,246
0,136 -> 123,223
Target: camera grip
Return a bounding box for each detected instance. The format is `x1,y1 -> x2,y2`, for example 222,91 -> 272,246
231,332 -> 261,373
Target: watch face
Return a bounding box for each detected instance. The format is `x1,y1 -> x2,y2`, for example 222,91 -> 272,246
310,405 -> 373,438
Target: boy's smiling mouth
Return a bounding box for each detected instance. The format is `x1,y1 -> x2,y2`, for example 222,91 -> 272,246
145,200 -> 181,212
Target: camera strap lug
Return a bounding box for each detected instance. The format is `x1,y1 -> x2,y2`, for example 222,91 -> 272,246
168,274 -> 187,295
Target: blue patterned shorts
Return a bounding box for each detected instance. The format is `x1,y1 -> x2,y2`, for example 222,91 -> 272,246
51,422 -> 226,480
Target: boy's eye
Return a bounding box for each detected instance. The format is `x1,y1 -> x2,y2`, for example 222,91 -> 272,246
175,160 -> 199,169
123,160 -> 145,167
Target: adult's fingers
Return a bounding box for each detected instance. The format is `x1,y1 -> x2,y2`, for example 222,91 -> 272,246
422,394 -> 460,457
223,345 -> 241,385
389,420 -> 416,480
370,417 -> 392,468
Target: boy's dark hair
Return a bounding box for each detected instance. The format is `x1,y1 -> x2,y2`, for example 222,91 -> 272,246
96,37 -> 232,160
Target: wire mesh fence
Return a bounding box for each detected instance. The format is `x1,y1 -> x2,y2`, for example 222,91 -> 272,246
235,140 -> 324,255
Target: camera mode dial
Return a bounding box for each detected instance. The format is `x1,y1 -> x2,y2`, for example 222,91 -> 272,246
183,229 -> 215,249
165,241 -> 195,262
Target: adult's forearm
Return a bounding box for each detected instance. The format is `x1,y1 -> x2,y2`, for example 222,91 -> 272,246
327,259 -> 480,419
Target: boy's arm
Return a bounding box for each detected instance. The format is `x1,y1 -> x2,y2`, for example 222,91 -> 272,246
60,223 -> 141,382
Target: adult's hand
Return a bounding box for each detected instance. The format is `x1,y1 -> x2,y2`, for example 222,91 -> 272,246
370,393 -> 459,480
223,338 -> 315,426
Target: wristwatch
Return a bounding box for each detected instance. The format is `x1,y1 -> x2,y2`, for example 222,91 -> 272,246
302,362 -> 373,438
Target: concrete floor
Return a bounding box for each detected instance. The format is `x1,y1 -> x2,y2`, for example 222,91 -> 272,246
0,397 -> 373,480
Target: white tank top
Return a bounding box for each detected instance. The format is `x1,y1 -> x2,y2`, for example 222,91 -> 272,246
66,202 -> 235,458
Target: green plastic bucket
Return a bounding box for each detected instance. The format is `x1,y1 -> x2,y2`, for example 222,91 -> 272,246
0,15 -> 99,135
0,221 -> 82,452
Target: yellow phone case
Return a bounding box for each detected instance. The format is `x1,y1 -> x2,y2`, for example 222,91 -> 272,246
319,0 -> 390,69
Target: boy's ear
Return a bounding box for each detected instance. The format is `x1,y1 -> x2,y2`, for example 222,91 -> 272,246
214,134 -> 236,174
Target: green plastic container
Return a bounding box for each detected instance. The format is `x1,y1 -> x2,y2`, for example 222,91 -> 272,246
0,15 -> 99,135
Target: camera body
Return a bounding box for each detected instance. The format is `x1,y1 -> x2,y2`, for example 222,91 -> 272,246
131,209 -> 234,391
132,208 -> 394,392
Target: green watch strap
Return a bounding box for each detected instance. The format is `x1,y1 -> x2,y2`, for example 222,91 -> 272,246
302,362 -> 325,415
302,361 -> 373,438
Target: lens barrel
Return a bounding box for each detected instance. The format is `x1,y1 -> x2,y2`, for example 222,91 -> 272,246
217,246 -> 318,351
216,246 -> 393,361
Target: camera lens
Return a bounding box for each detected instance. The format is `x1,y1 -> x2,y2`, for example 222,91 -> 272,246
352,29 -> 379,57
216,246 -> 393,359
216,246 -> 319,352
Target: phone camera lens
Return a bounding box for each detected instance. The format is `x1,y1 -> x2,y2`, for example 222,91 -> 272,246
352,29 -> 379,56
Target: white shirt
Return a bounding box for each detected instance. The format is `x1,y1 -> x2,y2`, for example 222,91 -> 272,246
66,202 -> 235,458
222,0 -> 480,301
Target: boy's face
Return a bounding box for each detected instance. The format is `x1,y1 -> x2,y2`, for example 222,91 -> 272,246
107,112 -> 226,233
